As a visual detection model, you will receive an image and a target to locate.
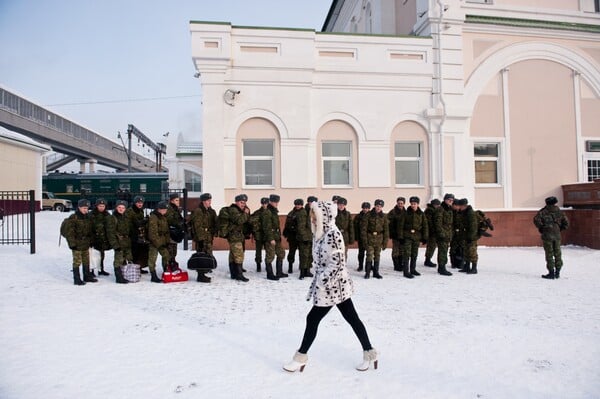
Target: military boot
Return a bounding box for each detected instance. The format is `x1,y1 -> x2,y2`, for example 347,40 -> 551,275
114,267 -> 129,284
150,270 -> 162,283
364,261 -> 372,279
304,269 -> 314,277
402,259 -> 414,279
196,271 -> 211,283
288,262 -> 294,274
276,260 -> 288,278
235,264 -> 249,282
541,269 -> 555,279
372,261 -> 383,279
229,262 -> 236,279
298,268 -> 305,280
73,268 -> 85,286
459,262 -> 471,273
467,262 -> 478,274
424,257 -> 437,267
392,256 -> 401,271
357,257 -> 364,272
555,268 -> 561,279
266,263 -> 279,281
256,262 -> 262,273
83,265 -> 98,283
437,264 -> 452,276
410,258 -> 421,276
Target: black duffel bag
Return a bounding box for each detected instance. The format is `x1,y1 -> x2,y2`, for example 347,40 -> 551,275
187,251 -> 217,271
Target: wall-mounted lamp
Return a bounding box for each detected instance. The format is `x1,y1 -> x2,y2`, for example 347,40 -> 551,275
223,89 -> 240,107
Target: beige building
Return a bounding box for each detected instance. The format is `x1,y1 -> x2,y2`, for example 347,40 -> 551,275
188,0 -> 600,210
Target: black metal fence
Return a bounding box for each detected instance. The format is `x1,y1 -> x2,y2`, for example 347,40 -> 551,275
0,190 -> 36,254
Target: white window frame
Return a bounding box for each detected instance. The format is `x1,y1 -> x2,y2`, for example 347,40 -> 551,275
242,139 -> 274,188
322,141 -> 352,188
183,170 -> 202,192
474,142 -> 502,187
584,153 -> 600,182
394,141 -> 424,187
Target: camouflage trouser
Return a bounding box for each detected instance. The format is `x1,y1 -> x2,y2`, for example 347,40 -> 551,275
366,234 -> 385,263
391,239 -> 404,259
72,249 -> 90,269
228,241 -> 245,264
194,240 -> 214,256
402,239 -> 420,261
265,240 -> 285,264
464,241 -> 478,263
298,241 -> 312,270
148,245 -> 170,272
287,238 -> 298,264
254,240 -> 265,263
543,239 -> 563,271
425,236 -> 438,259
437,240 -> 450,266
113,248 -> 133,267
357,241 -> 367,266
450,237 -> 465,266
132,242 -> 149,267
168,242 -> 178,261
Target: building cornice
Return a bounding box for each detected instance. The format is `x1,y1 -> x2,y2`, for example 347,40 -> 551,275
465,14 -> 600,34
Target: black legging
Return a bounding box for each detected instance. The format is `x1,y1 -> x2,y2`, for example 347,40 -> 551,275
298,298 -> 372,354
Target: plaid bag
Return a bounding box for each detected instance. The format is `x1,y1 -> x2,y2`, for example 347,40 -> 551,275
121,263 -> 141,283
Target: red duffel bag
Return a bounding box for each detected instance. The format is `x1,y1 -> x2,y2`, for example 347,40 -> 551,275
162,259 -> 188,283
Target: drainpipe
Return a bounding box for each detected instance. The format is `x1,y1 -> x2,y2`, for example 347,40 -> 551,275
434,0 -> 447,198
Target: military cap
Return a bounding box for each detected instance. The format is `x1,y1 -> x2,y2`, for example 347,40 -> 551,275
361,202 -> 371,209
294,198 -> 304,206
443,193 -> 455,201
260,197 -> 269,205
545,196 -> 558,206
455,198 -> 468,206
235,194 -> 248,202
156,201 -> 169,209
307,196 -> 318,203
430,199 -> 441,206
337,197 -> 347,205
115,200 -> 128,207
396,196 -> 406,203
169,193 -> 180,200
199,193 -> 212,201
77,199 -> 91,208
409,196 -> 420,204
269,194 -> 280,203
331,195 -> 340,202
374,199 -> 384,207
133,195 -> 145,203
95,198 -> 107,206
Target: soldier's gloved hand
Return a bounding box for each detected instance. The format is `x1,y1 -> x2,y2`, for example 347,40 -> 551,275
69,245 -> 77,250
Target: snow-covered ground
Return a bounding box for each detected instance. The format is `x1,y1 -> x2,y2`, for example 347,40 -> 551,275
1,211 -> 599,399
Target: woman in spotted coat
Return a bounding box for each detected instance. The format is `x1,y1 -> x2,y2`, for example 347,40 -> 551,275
283,201 -> 378,372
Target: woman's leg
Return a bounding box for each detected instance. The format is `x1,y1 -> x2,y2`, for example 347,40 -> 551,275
298,305 -> 332,353
336,299 -> 372,351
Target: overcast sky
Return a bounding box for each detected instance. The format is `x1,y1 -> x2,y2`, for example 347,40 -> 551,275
0,1 -> 332,149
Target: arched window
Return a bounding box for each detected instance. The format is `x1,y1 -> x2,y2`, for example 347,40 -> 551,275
237,117 -> 280,188
317,120 -> 358,188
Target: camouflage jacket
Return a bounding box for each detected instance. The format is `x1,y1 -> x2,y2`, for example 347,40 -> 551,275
462,206 -> 479,242
533,205 -> 569,241
360,209 -> 389,245
399,206 -> 429,242
90,208 -> 112,251
353,211 -> 370,245
65,210 -> 93,251
387,206 -> 405,240
124,205 -> 147,239
190,204 -> 218,242
335,208 -> 355,245
227,204 -> 250,243
284,207 -> 312,242
434,202 -> 454,242
424,204 -> 436,239
261,204 -> 282,242
147,209 -> 170,249
109,211 -> 132,250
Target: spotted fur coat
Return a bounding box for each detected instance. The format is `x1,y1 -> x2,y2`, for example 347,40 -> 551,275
307,201 -> 355,307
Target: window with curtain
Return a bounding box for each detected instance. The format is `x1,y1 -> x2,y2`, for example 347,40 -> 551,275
243,140 -> 274,186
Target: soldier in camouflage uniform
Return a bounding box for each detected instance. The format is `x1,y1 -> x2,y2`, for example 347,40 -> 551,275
387,197 -> 406,272
262,194 -> 287,280
399,197 -> 428,279
354,202 -> 371,272
450,199 -> 465,270
125,196 -> 149,273
166,193 -> 184,262
305,196 -> 318,273
433,194 -> 454,276
533,196 -> 569,279
147,201 -> 171,283
189,193 -> 218,283
335,197 -> 355,261
250,198 -> 269,273
64,199 -> 97,285
108,200 -> 132,284
423,199 -> 440,268
456,199 -> 479,274
360,199 -> 388,279
284,199 -> 304,274
223,194 -> 250,282
90,198 -> 112,277
294,199 -> 314,279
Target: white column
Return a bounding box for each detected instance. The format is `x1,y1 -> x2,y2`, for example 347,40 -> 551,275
573,70 -> 584,182
501,68 -> 513,208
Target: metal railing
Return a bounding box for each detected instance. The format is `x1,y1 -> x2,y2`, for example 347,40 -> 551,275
0,190 -> 36,254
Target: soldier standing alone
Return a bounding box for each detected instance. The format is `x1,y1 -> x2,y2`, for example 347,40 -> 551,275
533,196 -> 569,279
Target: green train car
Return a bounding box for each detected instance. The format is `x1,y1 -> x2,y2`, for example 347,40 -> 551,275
42,172 -> 169,209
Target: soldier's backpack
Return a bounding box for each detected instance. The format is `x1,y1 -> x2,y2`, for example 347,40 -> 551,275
476,210 -> 494,237
217,206 -> 231,238
59,216 -> 73,246
248,209 -> 262,238
282,212 -> 297,238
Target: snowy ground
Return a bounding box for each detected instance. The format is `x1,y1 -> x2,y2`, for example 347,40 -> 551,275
1,211 -> 599,399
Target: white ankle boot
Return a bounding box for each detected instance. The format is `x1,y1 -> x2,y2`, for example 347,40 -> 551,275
356,348 -> 378,371
283,351 -> 308,372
